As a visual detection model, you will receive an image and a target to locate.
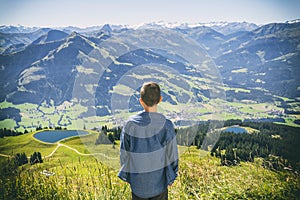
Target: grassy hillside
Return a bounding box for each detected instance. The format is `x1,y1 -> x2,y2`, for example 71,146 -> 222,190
0,131 -> 56,156
176,148 -> 300,199
0,134 -> 299,199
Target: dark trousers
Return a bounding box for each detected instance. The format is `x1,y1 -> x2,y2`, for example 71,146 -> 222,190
132,188 -> 168,200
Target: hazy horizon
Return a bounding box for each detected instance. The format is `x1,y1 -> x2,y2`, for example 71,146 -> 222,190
1,0 -> 299,28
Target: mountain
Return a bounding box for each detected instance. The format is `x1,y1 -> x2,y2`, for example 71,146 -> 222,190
175,26 -> 226,56
0,25 -> 39,33
0,32 -> 97,105
204,21 -> 259,35
129,21 -> 258,34
215,22 -> 300,98
0,21 -> 299,130
0,28 -> 51,54
32,30 -> 68,44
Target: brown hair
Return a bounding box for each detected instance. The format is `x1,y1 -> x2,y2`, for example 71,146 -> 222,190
140,82 -> 161,107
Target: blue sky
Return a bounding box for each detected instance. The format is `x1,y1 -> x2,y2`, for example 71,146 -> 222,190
0,0 -> 299,27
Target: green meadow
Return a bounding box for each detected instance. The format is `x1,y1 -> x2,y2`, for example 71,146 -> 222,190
0,131 -> 56,156
1,131 -> 299,199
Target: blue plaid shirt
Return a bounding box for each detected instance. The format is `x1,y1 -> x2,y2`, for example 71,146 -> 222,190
118,111 -> 179,198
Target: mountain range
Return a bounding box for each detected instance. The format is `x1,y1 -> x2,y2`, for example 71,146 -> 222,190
0,21 -> 299,129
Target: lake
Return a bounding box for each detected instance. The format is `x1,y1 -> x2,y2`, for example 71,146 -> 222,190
223,126 -> 248,134
34,130 -> 89,143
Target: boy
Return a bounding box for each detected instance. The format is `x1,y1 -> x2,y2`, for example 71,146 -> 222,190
118,82 -> 179,200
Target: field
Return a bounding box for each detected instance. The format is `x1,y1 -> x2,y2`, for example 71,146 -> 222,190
1,131 -> 300,199
1,95 -> 299,134
1,70 -> 299,133
0,131 -> 56,156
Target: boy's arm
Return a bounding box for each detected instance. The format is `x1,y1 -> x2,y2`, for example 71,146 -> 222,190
166,122 -> 179,173
120,128 -> 130,166
165,123 -> 179,186
118,127 -> 131,183
169,136 -> 179,173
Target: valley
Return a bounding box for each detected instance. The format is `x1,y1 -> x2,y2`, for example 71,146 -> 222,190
1,20 -> 300,199
0,94 -> 295,133
1,21 -> 300,131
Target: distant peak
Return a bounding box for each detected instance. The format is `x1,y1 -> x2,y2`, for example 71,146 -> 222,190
70,31 -> 79,36
65,31 -> 86,41
101,24 -> 112,32
286,19 -> 300,24
127,21 -> 258,31
68,31 -> 83,38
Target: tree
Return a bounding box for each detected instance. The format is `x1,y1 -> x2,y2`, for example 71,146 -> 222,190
36,126 -> 43,131
30,152 -> 43,165
14,152 -> 28,166
108,133 -> 116,144
95,130 -> 112,145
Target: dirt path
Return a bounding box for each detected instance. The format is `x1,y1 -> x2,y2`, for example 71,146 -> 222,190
0,153 -> 12,158
44,143 -> 118,160
44,143 -> 62,158
0,143 -> 118,160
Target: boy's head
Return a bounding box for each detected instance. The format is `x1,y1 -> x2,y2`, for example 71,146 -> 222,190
140,82 -> 162,107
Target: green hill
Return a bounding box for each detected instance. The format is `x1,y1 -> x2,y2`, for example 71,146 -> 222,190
0,131 -> 56,156
0,132 -> 299,199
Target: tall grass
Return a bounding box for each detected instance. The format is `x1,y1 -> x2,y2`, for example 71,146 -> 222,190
1,157 -> 130,200
169,148 -> 300,200
1,147 -> 299,199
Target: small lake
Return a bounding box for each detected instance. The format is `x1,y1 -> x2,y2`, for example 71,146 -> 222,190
222,126 -> 248,134
34,130 -> 89,143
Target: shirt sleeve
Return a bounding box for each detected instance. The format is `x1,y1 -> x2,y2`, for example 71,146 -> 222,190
118,126 -> 131,183
120,127 -> 130,166
166,121 -> 179,180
